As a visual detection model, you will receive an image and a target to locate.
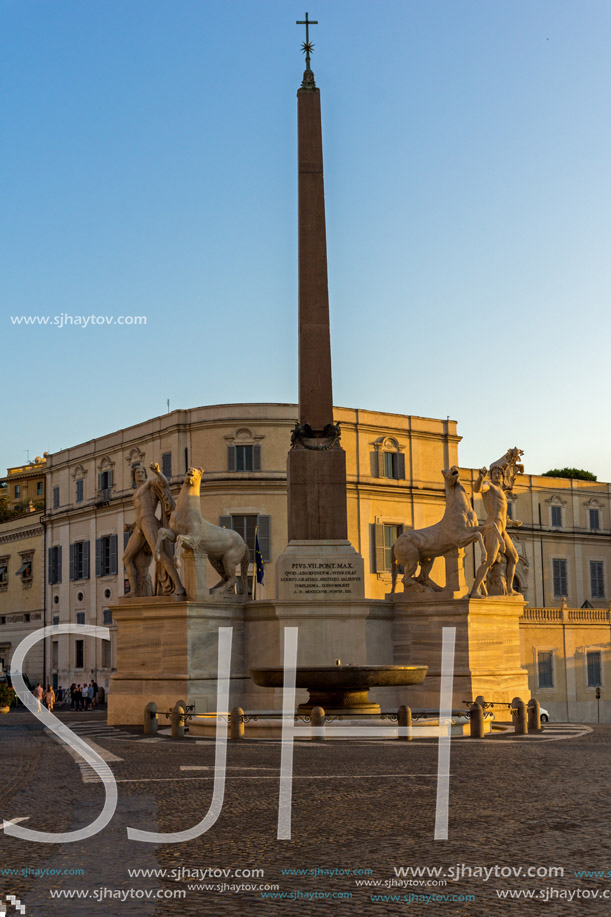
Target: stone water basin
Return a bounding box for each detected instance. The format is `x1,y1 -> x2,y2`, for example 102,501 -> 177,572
250,664 -> 428,715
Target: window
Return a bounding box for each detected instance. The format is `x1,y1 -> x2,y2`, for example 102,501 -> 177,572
219,515 -> 271,561
102,641 -> 111,669
0,558 -> 8,587
14,484 -> 20,500
587,650 -> 602,687
537,651 -> 554,688
96,535 -> 118,577
52,641 -> 58,670
75,640 -> 84,669
76,479 -> 84,503
48,546 -> 62,585
551,505 -> 562,528
383,452 -> 405,480
507,501 -> 513,520
552,558 -> 568,597
589,508 -> 600,531
373,523 -> 403,572
37,481 -> 43,497
16,554 -> 33,583
52,615 -> 59,627
52,486 -> 60,509
76,612 -> 85,625
384,524 -> 402,571
97,468 -> 114,501
590,561 -> 605,599
70,541 -> 90,581
228,445 -> 261,473
103,608 -> 113,625
162,452 -> 172,478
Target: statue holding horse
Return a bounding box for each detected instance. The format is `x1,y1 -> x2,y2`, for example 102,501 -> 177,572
155,466 -> 250,597
391,466 -> 502,594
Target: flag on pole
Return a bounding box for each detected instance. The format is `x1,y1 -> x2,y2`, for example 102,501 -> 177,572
255,532 -> 265,586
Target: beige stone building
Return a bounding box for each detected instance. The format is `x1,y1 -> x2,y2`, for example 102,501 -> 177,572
0,511 -> 45,684
1,455 -> 47,513
42,403 -> 457,694
519,604 -> 611,722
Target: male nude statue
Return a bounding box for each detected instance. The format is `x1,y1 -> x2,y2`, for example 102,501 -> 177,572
123,462 -> 186,597
469,464 -> 521,598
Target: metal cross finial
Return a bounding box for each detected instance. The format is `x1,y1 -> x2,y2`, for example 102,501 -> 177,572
296,12 -> 318,70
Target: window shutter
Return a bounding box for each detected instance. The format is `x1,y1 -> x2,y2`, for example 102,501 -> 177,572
110,534 -> 118,575
83,541 -> 90,579
397,453 -> 406,480
377,450 -> 384,478
48,547 -> 53,584
56,546 -> 62,584
227,447 -> 235,472
108,469 -> 114,488
162,453 -> 172,477
374,524 -> 385,572
219,515 -> 232,530
98,473 -> 103,491
258,515 -> 271,561
254,445 -> 261,471
96,539 -> 102,578
70,544 -> 75,581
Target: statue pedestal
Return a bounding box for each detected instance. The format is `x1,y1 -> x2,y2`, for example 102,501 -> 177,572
107,597 -> 246,725
389,593 -> 529,711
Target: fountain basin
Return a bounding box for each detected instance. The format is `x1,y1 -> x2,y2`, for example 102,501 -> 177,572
250,664 -> 428,714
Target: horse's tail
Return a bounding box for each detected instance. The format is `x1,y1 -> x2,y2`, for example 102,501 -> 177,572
241,545 -> 250,597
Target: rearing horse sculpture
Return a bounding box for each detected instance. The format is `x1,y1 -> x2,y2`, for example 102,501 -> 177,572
155,467 -> 250,596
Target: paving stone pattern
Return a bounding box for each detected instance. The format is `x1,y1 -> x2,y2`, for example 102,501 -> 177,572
2,710 -> 611,916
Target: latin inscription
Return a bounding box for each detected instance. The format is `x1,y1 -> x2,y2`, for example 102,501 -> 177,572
279,561 -> 361,596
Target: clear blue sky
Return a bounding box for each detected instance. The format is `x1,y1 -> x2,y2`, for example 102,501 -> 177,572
3,1 -> 611,480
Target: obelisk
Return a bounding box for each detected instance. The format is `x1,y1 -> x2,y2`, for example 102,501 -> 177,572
287,14 -> 348,542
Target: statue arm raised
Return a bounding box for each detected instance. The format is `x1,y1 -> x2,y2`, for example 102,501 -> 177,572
150,462 -> 169,489
474,468 -> 488,494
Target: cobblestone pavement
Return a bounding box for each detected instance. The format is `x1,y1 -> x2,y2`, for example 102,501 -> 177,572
2,710 -> 611,916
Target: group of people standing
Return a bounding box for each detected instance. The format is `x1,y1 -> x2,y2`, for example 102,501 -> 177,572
69,681 -> 98,711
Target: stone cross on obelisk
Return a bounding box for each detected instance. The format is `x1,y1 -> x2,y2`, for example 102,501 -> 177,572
287,14 -> 348,543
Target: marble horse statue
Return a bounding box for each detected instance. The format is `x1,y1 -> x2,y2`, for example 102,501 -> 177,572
391,466 -> 501,593
155,467 -> 250,596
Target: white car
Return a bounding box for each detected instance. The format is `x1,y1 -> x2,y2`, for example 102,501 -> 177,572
539,707 -> 549,723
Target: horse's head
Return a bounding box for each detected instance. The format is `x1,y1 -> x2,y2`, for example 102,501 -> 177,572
441,466 -> 460,487
184,467 -> 204,490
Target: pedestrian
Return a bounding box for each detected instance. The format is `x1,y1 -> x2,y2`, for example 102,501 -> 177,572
57,686 -> 64,704
74,683 -> 82,711
91,681 -> 98,707
33,683 -> 43,713
43,685 -> 55,712
70,683 -> 77,709
83,683 -> 91,711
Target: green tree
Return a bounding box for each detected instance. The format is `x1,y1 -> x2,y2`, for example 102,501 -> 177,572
542,468 -> 597,482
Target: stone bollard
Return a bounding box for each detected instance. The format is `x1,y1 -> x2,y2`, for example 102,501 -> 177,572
527,698 -> 542,732
171,703 -> 186,739
310,706 -> 326,742
512,697 -> 528,735
230,706 -> 245,741
397,705 -> 412,741
144,701 -> 158,735
470,701 -> 485,738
